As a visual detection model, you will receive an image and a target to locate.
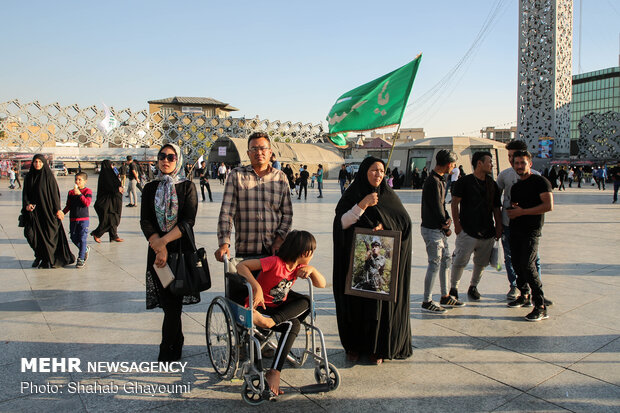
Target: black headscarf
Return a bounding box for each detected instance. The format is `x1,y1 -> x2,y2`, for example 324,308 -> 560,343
22,154 -> 59,212
92,159 -> 123,239
22,154 -> 74,266
333,156 -> 412,359
97,160 -> 122,196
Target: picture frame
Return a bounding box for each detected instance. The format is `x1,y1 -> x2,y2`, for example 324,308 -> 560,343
345,228 -> 401,302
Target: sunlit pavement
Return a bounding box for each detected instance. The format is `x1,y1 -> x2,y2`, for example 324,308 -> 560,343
1,176 -> 619,412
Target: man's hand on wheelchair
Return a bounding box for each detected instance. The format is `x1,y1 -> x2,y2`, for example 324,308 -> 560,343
214,244 -> 230,262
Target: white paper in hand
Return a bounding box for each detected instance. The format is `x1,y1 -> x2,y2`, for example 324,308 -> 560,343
154,264 -> 175,288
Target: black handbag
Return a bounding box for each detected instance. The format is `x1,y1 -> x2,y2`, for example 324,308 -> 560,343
168,222 -> 211,296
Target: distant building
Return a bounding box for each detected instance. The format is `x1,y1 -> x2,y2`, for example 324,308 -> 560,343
147,96 -> 239,118
571,67 -> 620,141
370,127 -> 425,142
571,67 -> 620,160
480,126 -> 517,143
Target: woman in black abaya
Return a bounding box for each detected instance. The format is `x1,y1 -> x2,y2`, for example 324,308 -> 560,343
333,157 -> 413,364
21,154 -> 75,268
91,160 -> 124,243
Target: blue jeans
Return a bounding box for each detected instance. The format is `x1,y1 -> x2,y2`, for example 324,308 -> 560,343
317,181 -> 323,196
502,226 -> 541,287
339,179 -> 346,194
70,220 -> 89,260
421,227 -> 451,302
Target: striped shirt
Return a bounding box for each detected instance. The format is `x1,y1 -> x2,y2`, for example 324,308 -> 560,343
217,164 -> 293,256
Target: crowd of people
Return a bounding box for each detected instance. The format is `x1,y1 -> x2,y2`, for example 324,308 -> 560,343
419,142 -> 555,322
14,133 -> 620,399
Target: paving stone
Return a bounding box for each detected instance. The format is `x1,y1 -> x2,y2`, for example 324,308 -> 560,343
0,181 -> 618,411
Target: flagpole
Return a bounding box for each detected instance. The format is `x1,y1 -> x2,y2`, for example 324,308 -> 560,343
386,123 -> 402,168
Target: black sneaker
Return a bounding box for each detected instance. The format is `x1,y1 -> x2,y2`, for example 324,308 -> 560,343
439,296 -> 466,308
467,286 -> 481,301
506,286 -> 519,300
449,287 -> 459,300
508,294 -> 532,308
76,259 -> 85,269
525,307 -> 548,322
421,301 -> 447,314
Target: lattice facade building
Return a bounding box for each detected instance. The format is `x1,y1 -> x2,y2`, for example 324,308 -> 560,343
577,111 -> 620,160
0,100 -> 324,162
517,0 -> 572,157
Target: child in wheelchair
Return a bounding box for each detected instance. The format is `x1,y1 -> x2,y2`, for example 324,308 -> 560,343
236,230 -> 326,398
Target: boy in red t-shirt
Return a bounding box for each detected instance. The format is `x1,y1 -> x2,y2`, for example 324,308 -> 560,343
237,230 -> 326,398
59,172 -> 92,268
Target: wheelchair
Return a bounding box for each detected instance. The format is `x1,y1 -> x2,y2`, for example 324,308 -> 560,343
205,257 -> 340,405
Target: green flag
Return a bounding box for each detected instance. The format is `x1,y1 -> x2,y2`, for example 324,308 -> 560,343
330,132 -> 348,147
326,55 -> 421,136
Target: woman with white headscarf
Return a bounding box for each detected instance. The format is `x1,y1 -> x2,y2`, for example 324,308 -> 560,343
140,143 -> 199,362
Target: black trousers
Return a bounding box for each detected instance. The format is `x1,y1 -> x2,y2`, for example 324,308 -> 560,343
200,181 -> 212,201
258,291 -> 310,371
298,182 -> 308,199
509,230 -> 545,308
158,291 -> 184,361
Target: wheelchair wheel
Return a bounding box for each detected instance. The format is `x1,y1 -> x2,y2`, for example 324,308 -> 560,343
314,362 -> 340,391
206,296 -> 239,380
287,324 -> 310,368
241,375 -> 266,405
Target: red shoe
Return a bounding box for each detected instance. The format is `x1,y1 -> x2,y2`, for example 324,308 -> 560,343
93,235 -> 101,244
111,238 -> 124,242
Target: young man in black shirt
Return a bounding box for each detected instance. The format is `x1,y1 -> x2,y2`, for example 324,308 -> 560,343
298,165 -> 309,200
420,150 -> 465,313
197,161 -> 213,202
507,151 -> 553,321
125,156 -> 141,207
450,151 -> 502,301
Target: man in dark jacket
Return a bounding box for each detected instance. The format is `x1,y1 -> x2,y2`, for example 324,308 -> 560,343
420,150 -> 465,313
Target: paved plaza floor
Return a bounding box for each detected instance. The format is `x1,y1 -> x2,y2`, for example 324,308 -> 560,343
0,177 -> 618,412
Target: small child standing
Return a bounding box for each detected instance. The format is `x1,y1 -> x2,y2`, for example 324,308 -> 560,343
8,168 -> 16,189
60,172 -> 92,268
236,230 -> 326,399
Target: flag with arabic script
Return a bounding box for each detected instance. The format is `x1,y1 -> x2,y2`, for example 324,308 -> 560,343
326,55 -> 421,136
97,103 -> 119,134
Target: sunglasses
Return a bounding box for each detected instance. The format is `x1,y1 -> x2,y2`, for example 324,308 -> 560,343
158,153 -> 177,162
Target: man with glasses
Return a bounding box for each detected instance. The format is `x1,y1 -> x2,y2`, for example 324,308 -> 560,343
215,132 -> 293,261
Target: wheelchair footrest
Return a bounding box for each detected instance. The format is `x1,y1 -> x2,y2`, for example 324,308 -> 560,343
299,383 -> 331,394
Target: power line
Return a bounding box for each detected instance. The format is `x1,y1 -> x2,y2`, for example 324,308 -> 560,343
401,0 -> 512,127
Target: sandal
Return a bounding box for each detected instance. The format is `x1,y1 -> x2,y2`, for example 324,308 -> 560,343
369,354 -> 383,365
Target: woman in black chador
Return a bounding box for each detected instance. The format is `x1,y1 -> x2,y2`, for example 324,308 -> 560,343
91,160 -> 124,243
21,154 -> 75,268
140,143 -> 199,362
333,157 -> 413,364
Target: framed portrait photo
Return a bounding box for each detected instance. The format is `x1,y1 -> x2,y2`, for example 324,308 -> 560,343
345,228 -> 401,302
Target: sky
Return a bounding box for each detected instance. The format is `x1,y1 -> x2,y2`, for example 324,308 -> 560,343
1,0 -> 619,137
